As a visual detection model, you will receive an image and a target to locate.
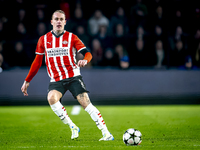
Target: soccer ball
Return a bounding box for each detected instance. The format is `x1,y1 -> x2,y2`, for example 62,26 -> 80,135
123,128 -> 142,146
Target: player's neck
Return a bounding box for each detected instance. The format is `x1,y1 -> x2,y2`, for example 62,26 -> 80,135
52,30 -> 64,36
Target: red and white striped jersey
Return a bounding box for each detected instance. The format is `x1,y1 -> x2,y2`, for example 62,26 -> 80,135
35,30 -> 86,82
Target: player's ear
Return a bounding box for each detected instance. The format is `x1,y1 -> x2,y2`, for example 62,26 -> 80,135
51,20 -> 53,25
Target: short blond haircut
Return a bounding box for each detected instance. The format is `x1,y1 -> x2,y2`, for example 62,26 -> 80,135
52,10 -> 66,19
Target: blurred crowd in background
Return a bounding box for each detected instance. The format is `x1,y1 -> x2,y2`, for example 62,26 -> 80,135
0,0 -> 200,72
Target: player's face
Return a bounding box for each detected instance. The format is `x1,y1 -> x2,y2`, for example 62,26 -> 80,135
51,12 -> 66,32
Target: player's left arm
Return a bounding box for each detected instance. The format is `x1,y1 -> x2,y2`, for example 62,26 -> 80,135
78,48 -> 92,67
73,34 -> 92,67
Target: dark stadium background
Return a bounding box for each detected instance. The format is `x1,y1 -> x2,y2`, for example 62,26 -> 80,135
0,0 -> 200,105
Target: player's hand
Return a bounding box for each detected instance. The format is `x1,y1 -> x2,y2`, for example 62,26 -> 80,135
21,81 -> 30,96
77,60 -> 87,67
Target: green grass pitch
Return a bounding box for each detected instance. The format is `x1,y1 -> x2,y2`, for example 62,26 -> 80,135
0,105 -> 200,150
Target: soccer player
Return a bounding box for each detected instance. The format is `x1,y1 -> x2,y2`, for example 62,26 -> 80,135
21,10 -> 114,141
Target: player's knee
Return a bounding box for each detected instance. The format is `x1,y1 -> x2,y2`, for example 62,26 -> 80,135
47,90 -> 62,105
47,94 -> 56,105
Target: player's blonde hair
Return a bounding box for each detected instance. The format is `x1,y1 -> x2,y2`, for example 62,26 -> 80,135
52,10 -> 66,19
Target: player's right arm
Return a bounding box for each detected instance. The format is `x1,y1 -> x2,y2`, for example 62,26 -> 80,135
21,36 -> 45,96
21,54 -> 43,96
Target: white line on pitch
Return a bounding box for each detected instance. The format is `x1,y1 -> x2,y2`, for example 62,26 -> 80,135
71,105 -> 81,115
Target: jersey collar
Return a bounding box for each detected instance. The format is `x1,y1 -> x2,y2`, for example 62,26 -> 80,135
51,30 -> 65,38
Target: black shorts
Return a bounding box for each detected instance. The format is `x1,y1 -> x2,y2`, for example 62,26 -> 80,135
48,75 -> 89,99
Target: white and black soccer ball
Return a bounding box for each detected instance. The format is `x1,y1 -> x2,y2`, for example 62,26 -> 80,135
123,128 -> 142,146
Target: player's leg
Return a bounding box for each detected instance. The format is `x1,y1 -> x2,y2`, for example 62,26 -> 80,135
77,92 -> 114,141
69,76 -> 114,141
47,89 -> 79,139
48,90 -> 74,127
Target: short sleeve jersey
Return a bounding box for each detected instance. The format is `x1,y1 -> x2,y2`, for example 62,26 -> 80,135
36,30 -> 86,82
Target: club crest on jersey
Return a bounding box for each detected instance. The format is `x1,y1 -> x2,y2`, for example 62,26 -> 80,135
62,40 -> 68,45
